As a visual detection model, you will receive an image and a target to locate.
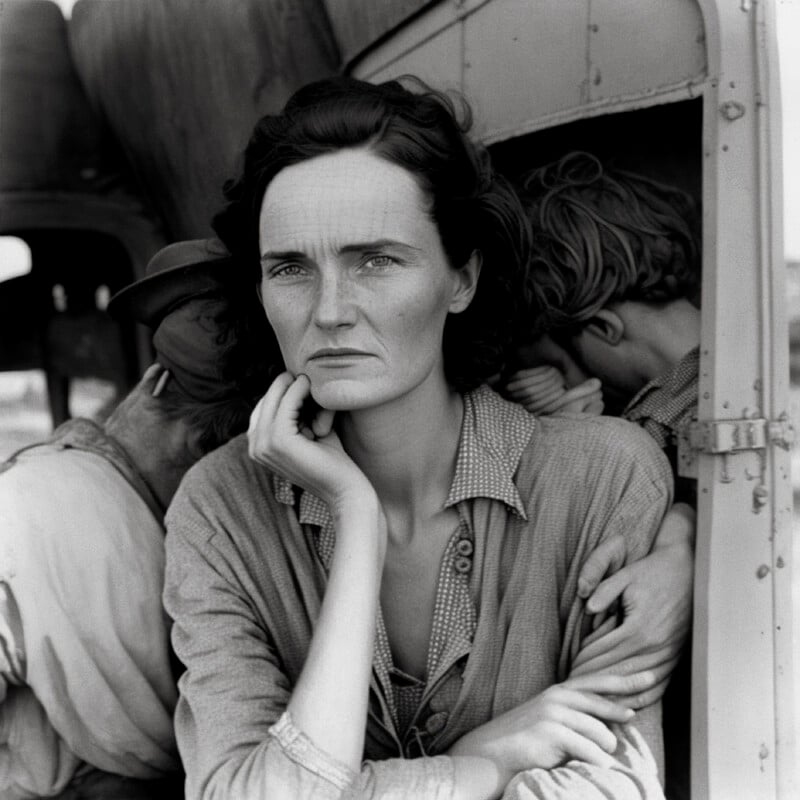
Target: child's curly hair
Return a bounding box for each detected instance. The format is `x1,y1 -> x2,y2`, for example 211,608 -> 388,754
520,151 -> 701,336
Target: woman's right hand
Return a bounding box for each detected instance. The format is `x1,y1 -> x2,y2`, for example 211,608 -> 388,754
248,372 -> 372,508
448,673 -> 636,786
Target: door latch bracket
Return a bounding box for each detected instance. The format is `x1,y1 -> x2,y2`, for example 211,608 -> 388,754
677,417 -> 795,478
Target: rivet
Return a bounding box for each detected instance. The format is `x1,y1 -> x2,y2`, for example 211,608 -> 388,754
720,101 -> 746,121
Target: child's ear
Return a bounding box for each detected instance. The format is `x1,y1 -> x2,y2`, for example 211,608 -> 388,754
449,250 -> 482,314
584,308 -> 625,346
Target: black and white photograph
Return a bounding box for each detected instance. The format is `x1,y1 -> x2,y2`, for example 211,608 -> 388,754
0,1 -> 798,798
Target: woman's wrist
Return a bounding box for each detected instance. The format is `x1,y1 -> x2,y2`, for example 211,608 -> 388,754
449,753 -> 511,800
330,488 -> 387,564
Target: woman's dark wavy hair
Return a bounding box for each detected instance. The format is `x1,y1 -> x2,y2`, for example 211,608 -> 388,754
213,76 -> 531,391
519,151 -> 701,337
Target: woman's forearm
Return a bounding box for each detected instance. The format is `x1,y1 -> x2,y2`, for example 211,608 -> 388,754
286,490 -> 387,771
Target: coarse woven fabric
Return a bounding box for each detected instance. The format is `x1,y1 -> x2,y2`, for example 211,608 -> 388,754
622,348 -> 699,450
0,420 -> 179,799
164,385 -> 673,799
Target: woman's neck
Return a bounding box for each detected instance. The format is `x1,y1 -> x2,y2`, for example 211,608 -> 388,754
337,371 -> 464,530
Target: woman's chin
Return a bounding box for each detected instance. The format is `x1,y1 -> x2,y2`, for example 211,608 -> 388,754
309,377 -> 390,412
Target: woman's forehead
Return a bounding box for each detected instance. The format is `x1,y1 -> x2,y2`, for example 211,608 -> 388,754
258,149 -> 436,253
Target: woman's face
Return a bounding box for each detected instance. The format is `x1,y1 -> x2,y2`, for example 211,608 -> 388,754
258,147 -> 478,411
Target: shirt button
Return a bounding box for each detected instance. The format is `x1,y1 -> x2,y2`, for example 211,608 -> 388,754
425,711 -> 448,735
455,537 -> 474,557
454,555 -> 472,574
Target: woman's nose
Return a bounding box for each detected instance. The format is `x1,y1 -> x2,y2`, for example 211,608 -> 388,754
312,273 -> 357,329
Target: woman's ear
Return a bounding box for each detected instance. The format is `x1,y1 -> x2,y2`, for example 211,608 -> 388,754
584,308 -> 625,346
449,250 -> 482,314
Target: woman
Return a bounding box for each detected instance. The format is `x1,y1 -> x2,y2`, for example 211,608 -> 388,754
163,77 -> 684,799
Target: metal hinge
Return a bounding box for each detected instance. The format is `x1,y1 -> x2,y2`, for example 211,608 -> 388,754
677,417 -> 795,478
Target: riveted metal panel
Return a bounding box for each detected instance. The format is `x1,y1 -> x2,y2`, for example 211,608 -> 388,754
588,0 -> 706,102
691,1 -> 795,797
364,22 -> 464,94
321,0 -> 431,67
351,0 -> 708,142
461,0 -> 586,141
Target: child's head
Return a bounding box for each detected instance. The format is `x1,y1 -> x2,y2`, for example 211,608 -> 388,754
520,151 -> 700,337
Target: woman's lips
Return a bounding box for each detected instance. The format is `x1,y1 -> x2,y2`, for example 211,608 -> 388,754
308,348 -> 374,363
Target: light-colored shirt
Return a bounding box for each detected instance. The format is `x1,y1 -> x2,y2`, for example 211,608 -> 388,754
164,385 -> 673,799
0,420 -> 179,799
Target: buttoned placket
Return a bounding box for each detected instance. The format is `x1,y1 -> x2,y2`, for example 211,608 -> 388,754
398,505 -> 477,756
304,501 -> 478,758
272,386 -> 537,759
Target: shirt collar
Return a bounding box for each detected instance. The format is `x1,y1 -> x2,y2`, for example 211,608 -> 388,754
273,384 -> 536,522
623,346 -> 699,418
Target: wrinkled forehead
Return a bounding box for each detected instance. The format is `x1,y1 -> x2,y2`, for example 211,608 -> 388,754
258,148 -> 436,253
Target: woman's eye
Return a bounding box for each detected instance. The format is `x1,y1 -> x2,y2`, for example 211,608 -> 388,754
363,254 -> 395,270
270,263 -> 305,278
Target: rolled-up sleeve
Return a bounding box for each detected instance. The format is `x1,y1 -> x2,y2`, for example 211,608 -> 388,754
502,723 -> 663,799
510,422 -> 672,800
164,507 -> 456,800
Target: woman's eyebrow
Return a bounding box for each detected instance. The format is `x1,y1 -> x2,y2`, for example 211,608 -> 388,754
260,240 -> 423,263
339,239 -> 422,255
260,249 -> 306,263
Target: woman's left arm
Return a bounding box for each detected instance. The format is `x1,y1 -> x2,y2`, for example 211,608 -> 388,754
494,432 -> 677,799
569,503 -> 695,708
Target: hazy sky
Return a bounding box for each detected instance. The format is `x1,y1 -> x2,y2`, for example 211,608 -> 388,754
777,0 -> 800,259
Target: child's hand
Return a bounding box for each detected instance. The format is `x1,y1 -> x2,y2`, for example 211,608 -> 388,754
506,366 -> 603,416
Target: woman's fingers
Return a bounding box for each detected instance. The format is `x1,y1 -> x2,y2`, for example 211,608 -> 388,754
556,709 -> 619,755
311,407 -> 336,439
273,373 -> 313,432
568,658 -> 678,709
561,671 -> 655,700
557,728 -> 618,768
248,372 -> 295,459
554,687 -> 636,724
